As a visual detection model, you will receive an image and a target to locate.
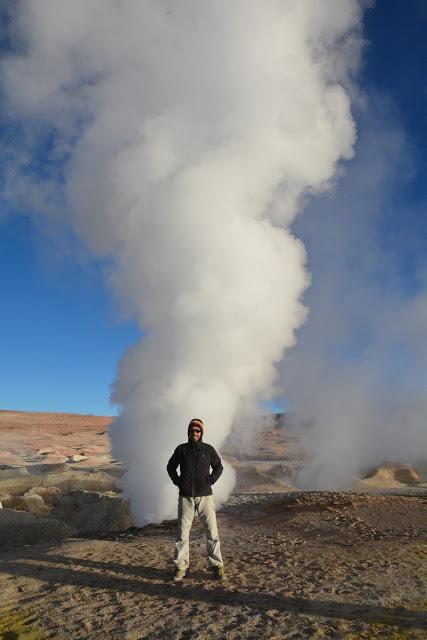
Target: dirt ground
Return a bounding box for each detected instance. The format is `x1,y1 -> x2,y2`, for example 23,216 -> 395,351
1,411 -> 426,638
0,410 -> 112,468
0,491 -> 426,640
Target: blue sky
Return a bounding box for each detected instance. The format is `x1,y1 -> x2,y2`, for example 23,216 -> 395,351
0,0 -> 426,416
0,215 -> 139,414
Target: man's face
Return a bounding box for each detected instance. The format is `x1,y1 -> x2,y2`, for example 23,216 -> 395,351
189,426 -> 202,443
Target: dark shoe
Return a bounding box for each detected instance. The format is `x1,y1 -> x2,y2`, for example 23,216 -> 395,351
212,565 -> 226,581
173,568 -> 187,582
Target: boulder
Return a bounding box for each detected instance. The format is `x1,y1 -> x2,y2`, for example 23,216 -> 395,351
0,468 -> 42,495
39,455 -> 68,465
0,494 -> 50,516
361,462 -> 422,487
28,462 -> 68,475
0,509 -> 76,549
263,463 -> 295,479
0,467 -> 30,478
42,470 -> 117,493
68,454 -> 88,463
25,486 -> 61,505
52,490 -> 133,534
234,464 -> 297,493
0,450 -> 25,466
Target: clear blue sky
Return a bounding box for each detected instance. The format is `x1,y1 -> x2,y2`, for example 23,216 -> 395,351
0,215 -> 140,414
0,0 -> 426,415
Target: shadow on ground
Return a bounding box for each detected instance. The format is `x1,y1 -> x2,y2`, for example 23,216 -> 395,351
0,552 -> 426,631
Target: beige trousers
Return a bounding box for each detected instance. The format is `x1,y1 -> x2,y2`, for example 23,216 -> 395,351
174,495 -> 223,570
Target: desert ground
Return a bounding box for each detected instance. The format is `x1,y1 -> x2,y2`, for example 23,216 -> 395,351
0,410 -> 426,639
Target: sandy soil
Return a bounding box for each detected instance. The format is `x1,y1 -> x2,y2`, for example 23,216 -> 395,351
1,410 -> 426,638
0,410 -> 302,470
0,410 -> 306,496
1,492 -> 426,640
0,410 -> 112,467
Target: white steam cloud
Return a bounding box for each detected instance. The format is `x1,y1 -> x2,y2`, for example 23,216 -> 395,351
1,1 -> 365,523
284,104 -> 427,489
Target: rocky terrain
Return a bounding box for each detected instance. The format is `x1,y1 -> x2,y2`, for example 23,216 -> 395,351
0,409 -> 426,638
0,409 -> 113,468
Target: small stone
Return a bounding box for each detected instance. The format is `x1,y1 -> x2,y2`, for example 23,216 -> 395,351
68,454 -> 88,463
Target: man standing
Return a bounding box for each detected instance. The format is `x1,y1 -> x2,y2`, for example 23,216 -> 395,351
167,418 -> 225,582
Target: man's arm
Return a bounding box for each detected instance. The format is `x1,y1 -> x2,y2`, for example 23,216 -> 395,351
208,446 -> 223,485
167,446 -> 182,486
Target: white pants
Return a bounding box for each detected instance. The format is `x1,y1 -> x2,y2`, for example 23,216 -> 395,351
174,495 -> 223,570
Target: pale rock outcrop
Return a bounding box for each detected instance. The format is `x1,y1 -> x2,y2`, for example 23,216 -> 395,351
0,494 -> 50,516
0,509 -> 76,549
30,462 -> 68,474
0,468 -> 117,496
360,462 -> 422,488
68,454 -> 88,463
42,470 -> 116,493
51,490 -> 133,534
25,486 -> 61,505
233,464 -> 298,494
0,468 -> 42,495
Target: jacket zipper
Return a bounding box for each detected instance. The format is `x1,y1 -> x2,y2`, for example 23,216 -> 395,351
191,447 -> 195,498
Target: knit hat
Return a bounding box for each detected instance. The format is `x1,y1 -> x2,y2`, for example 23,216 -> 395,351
188,418 -> 204,435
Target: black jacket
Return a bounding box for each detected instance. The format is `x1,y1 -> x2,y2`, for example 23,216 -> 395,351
167,441 -> 223,497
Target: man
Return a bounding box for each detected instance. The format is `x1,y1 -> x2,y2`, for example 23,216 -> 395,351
167,418 -> 225,582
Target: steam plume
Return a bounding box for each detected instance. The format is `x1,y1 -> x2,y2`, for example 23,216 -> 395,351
1,1 -> 365,523
285,106 -> 427,489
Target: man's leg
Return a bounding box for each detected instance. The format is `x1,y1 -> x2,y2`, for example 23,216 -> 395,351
174,496 -> 195,572
197,495 -> 223,567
